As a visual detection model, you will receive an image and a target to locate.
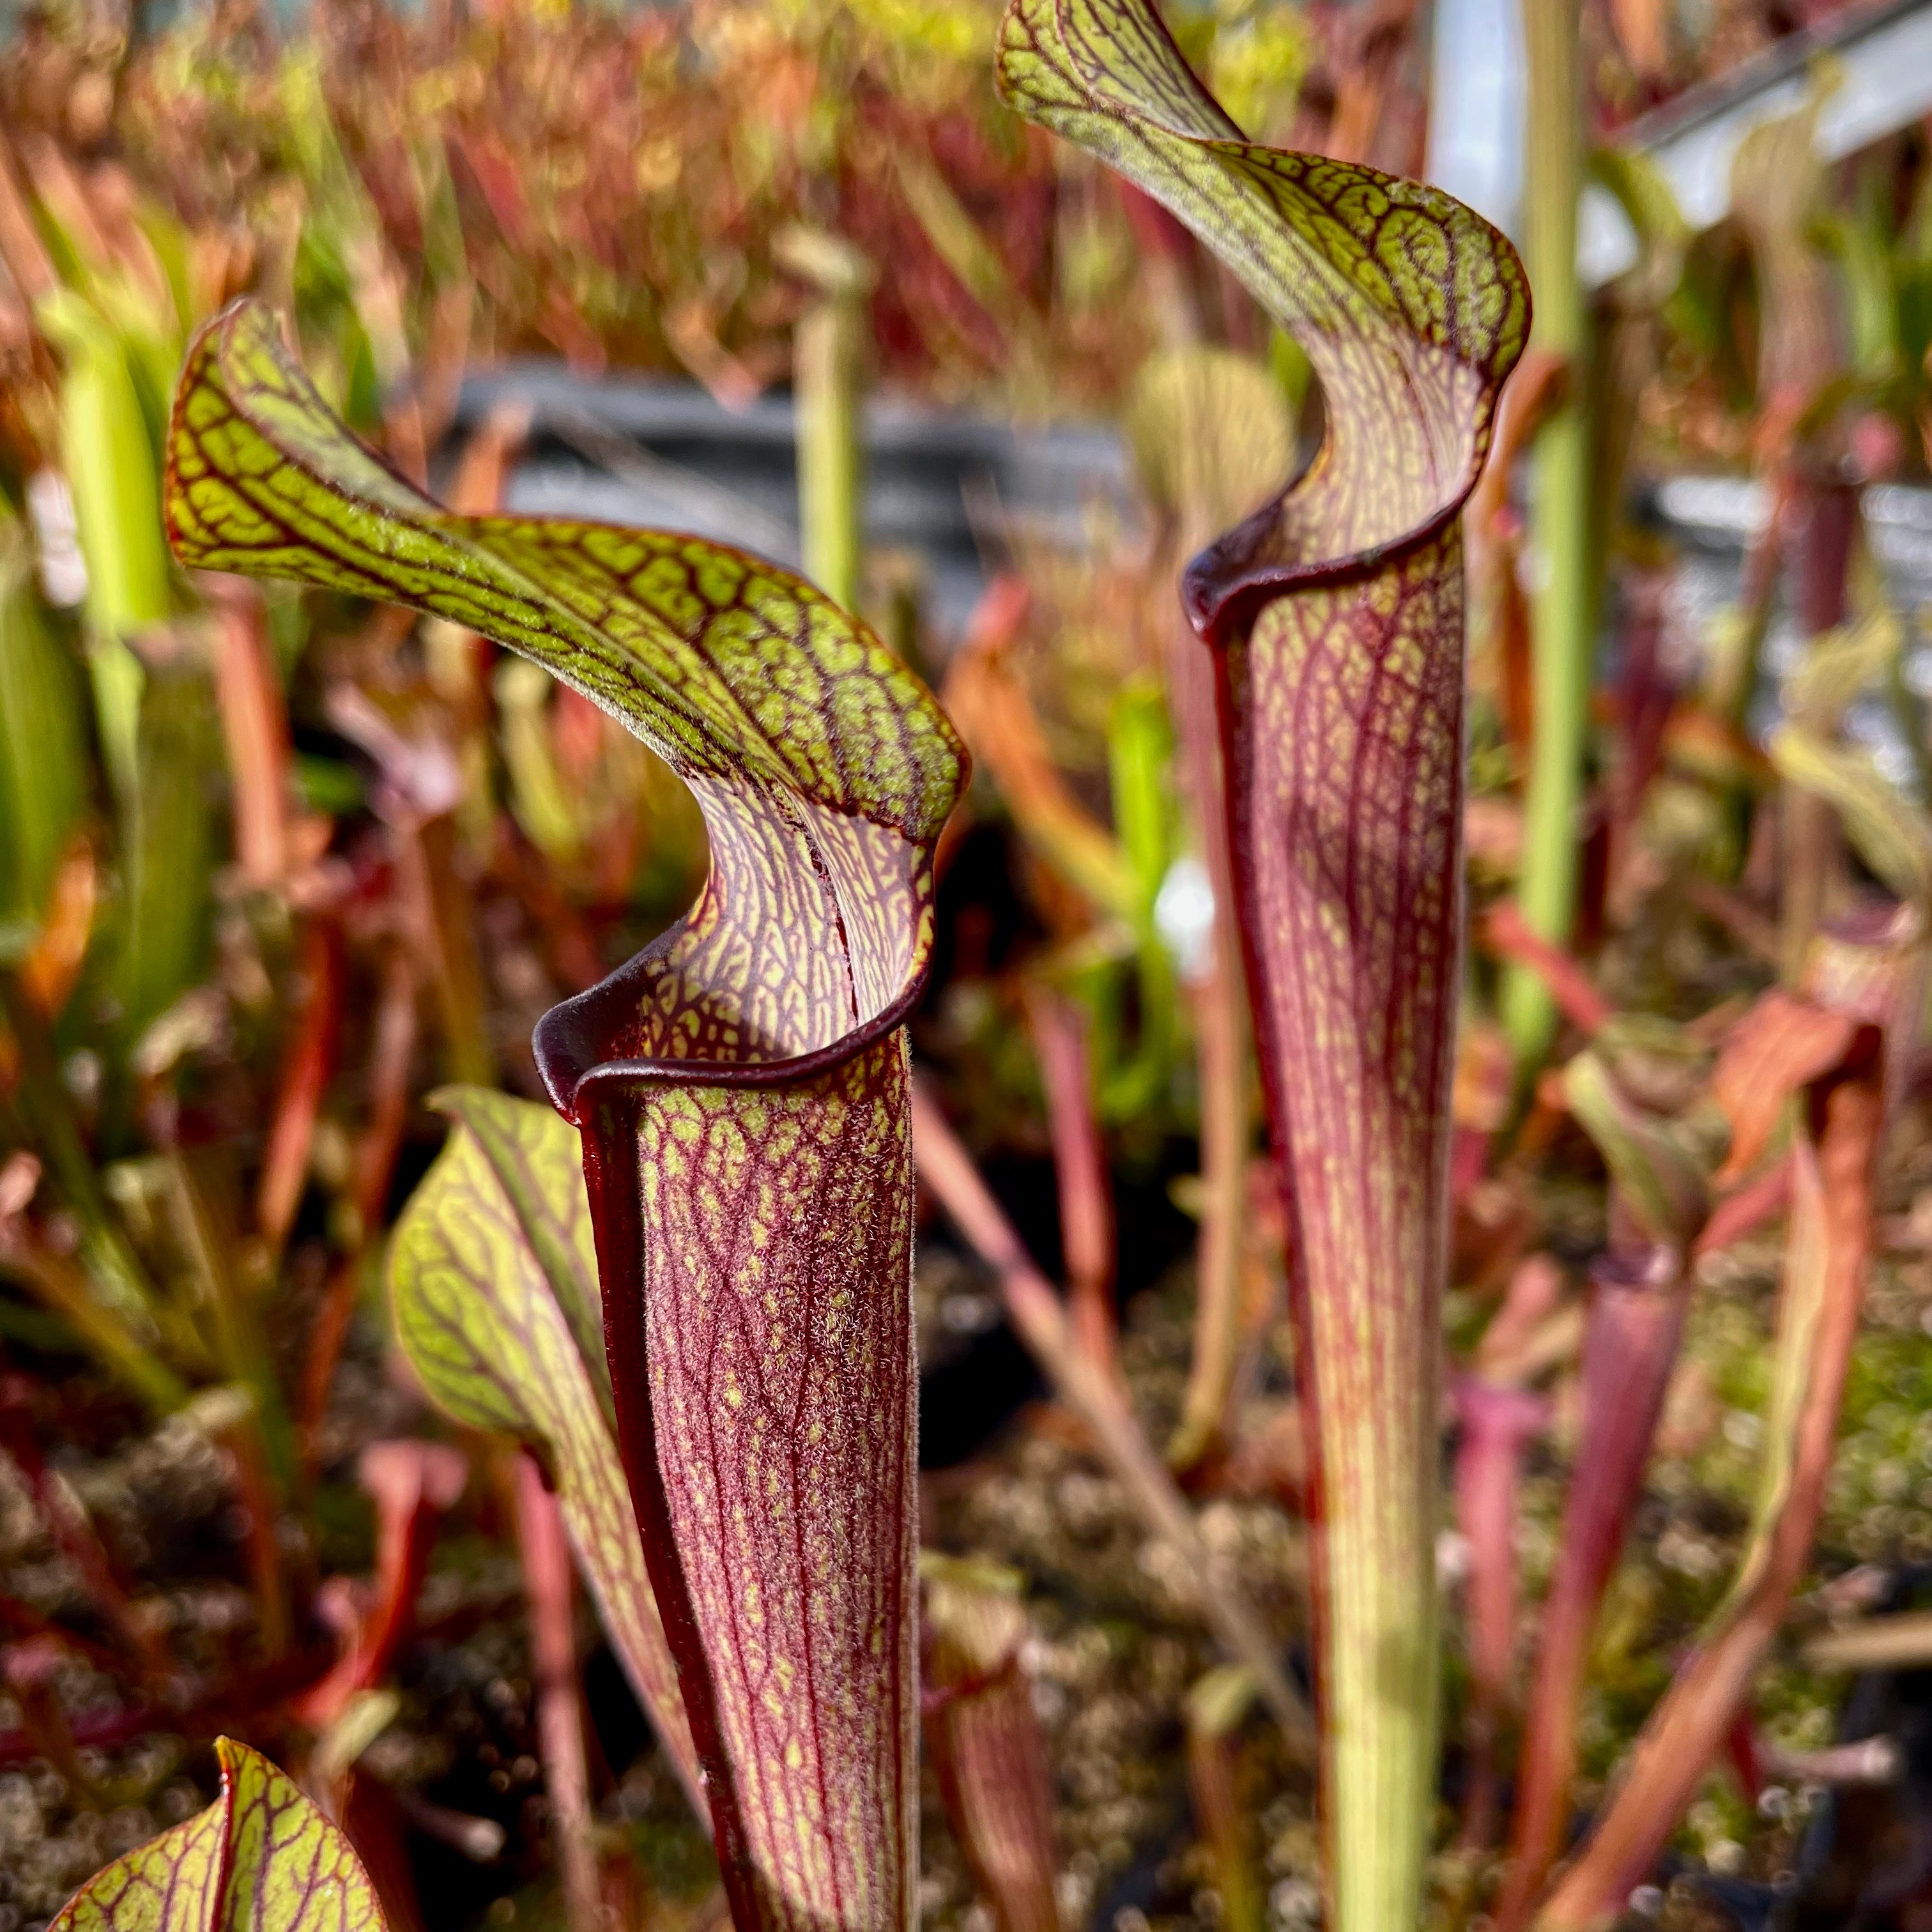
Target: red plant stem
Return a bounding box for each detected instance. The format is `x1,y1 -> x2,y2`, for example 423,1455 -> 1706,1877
224,1407 -> 291,1664
257,917 -> 344,1254
1779,481 -> 1859,984
209,579 -> 293,887
1496,1246 -> 1685,1930
299,946 -> 418,1464
1025,988 -> 1117,1375
1484,901 -> 1610,1038
1722,1710 -> 1764,1805
296,1440 -> 466,1729
909,1084 -> 1309,1744
391,1788 -> 507,1864
1608,575 -> 1676,885
1452,1376 -> 1547,1850
516,1451 -> 603,1932
1537,1050 -> 1887,1928
340,1770 -> 431,1932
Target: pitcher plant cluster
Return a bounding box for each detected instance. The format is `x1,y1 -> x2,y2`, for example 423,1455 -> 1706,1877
23,1 -> 1932,1930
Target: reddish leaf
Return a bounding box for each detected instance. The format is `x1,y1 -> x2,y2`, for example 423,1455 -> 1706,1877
1536,912 -> 1921,1929
1710,989 -> 1855,1186
1496,1245 -> 1687,1928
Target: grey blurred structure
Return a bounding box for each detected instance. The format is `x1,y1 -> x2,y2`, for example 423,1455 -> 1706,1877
1645,476 -> 1932,785
450,364 -> 1132,638
1425,0 -> 1526,235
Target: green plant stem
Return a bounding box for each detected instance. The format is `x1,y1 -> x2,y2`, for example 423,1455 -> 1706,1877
781,229 -> 873,613
164,1153 -> 295,1492
1502,0 -> 1593,1072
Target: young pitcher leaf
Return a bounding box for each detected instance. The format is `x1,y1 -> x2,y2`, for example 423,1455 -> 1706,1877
1561,1050 -> 1712,1250
386,1087 -> 700,1804
167,301 -> 967,1932
922,1556 -> 1062,1932
997,5 -> 1528,1928
1496,1245 -> 1687,1929
52,1736 -> 383,1932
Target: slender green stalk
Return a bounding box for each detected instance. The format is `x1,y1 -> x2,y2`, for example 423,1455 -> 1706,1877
779,227 -> 873,613
1501,0 -> 1593,1071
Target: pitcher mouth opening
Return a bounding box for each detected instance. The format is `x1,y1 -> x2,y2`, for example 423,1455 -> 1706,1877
532,916 -> 935,1125
1182,442 -> 1486,654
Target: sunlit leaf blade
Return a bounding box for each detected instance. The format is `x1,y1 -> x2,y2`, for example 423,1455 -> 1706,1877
1770,723 -> 1932,907
166,300 -> 963,1075
998,5 -> 1527,1927
167,302 -> 965,1932
119,659 -> 218,1043
433,1086 -> 611,1412
0,532 -> 89,928
52,1737 -> 383,1932
387,1089 -> 700,1806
